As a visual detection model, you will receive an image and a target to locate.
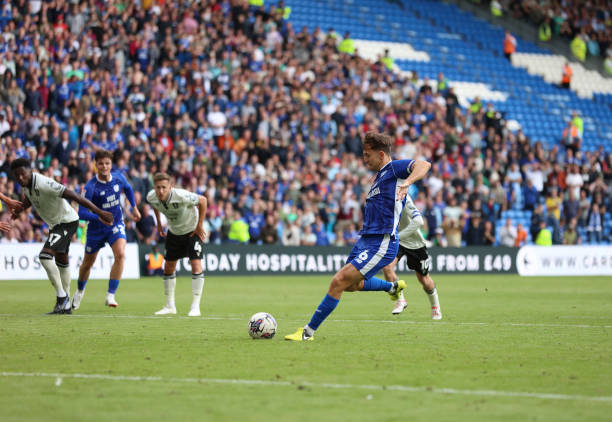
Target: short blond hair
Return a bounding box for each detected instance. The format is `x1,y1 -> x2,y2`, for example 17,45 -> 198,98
153,172 -> 170,183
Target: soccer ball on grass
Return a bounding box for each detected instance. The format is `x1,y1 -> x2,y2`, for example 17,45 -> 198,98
248,312 -> 277,339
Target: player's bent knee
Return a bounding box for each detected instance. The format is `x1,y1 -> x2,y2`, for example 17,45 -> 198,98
330,273 -> 354,293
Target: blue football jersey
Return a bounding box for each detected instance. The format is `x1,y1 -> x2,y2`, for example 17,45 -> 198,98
80,171 -> 136,232
361,159 -> 415,236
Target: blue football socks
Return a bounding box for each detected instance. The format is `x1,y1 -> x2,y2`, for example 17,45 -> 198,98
362,277 -> 393,292
108,279 -> 120,294
77,280 -> 87,291
308,294 -> 340,330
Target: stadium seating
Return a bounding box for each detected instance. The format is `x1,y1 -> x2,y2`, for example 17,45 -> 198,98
285,0 -> 612,153
285,0 -> 611,244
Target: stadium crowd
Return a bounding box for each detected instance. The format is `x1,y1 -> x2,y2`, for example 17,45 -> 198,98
0,0 -> 610,249
502,0 -> 612,65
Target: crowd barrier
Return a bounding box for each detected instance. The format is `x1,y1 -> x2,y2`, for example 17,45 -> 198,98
0,243 -> 140,280
139,244 -> 611,277
139,244 -> 519,276
0,243 -> 608,280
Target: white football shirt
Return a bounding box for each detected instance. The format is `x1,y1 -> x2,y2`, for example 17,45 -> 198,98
24,173 -> 79,228
147,188 -> 200,235
398,195 -> 427,250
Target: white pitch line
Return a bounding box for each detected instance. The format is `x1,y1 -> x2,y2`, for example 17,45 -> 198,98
0,313 -> 609,329
1,371 -> 611,403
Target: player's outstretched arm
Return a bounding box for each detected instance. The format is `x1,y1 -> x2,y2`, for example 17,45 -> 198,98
0,192 -> 24,213
63,189 -> 114,226
396,159 -> 431,201
190,195 -> 208,242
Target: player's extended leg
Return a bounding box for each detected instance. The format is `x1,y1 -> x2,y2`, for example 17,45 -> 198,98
155,260 -> 177,315
55,252 -> 72,314
416,272 -> 442,320
286,263 -> 368,341
105,238 -> 127,308
73,251 -> 99,310
382,258 -> 407,315
39,248 -> 69,315
188,259 -> 204,317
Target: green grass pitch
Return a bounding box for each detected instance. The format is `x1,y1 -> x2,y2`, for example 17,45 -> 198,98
1,274 -> 611,421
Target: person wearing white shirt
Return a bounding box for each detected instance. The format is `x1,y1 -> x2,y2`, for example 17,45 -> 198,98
499,218 -> 517,247
207,104 -> 227,138
6,159 -> 113,314
382,195 -> 442,320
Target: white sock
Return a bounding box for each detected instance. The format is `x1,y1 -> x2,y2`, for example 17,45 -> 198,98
57,263 -> 71,301
427,287 -> 440,308
398,290 -> 406,301
40,256 -> 66,297
191,273 -> 204,308
163,273 -> 176,308
303,325 -> 315,337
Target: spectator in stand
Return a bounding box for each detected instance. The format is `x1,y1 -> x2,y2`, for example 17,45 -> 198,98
503,30 -> 517,61
282,221 -> 301,246
483,220 -> 496,246
300,224 -> 317,246
499,218 -> 517,247
0,0 -> 609,251
535,220 -> 553,246
245,202 -> 265,244
586,203 -> 603,243
566,164 -> 584,200
530,205 -> 546,241
343,223 -> 359,246
522,179 -> 539,211
563,189 -> 580,223
228,211 -> 250,244
560,62 -> 572,89
515,223 -> 528,247
563,217 -> 581,245
136,203 -> 157,245
465,212 -> 485,246
545,187 -> 562,244
260,215 -> 279,245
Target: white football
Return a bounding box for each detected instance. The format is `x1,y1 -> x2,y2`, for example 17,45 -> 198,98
248,312 -> 277,339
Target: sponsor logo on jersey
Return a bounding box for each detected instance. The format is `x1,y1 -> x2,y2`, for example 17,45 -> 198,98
367,187 -> 380,199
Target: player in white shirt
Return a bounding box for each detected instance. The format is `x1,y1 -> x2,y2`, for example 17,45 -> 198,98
7,159 -> 113,314
147,172 -> 208,317
382,194 -> 442,320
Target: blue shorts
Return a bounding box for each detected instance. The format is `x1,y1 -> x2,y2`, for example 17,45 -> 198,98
85,224 -> 126,254
346,234 -> 398,280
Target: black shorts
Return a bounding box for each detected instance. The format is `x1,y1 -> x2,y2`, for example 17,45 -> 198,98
164,230 -> 204,261
397,246 -> 431,276
43,220 -> 79,254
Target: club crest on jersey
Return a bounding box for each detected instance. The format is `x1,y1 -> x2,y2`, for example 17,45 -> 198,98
100,191 -> 105,195
113,184 -> 119,192
172,203 -> 178,209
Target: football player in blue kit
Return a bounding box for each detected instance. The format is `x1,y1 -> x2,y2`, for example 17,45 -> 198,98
286,131 -> 431,341
72,150 -> 141,309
